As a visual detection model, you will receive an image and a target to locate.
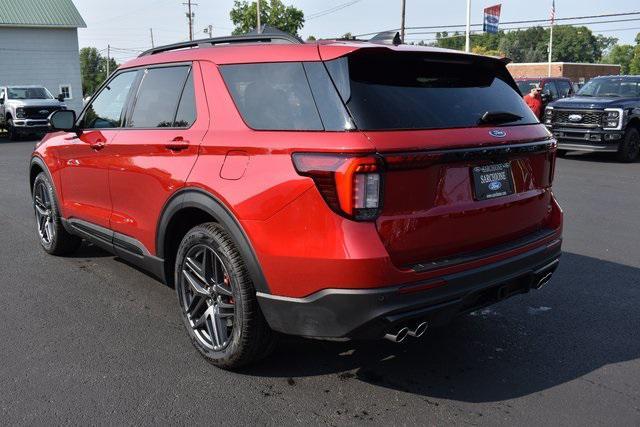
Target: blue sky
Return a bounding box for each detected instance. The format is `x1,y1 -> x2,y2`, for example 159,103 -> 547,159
74,0 -> 640,62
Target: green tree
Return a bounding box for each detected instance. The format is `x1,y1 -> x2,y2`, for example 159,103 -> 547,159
229,0 -> 304,36
306,35 -> 316,42
433,26 -> 611,64
629,33 -> 640,75
79,47 -> 118,97
603,44 -> 635,74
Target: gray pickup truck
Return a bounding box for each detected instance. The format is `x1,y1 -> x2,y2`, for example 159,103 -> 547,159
0,86 -> 66,140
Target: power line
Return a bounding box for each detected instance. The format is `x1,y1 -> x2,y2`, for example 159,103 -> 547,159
405,23 -> 640,44
307,0 -> 365,20
353,10 -> 640,37
405,17 -> 640,36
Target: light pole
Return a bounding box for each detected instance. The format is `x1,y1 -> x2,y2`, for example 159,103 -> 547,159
465,0 -> 471,52
256,0 -> 261,33
400,0 -> 406,43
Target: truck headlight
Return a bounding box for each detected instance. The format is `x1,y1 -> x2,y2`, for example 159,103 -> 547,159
544,107 -> 553,125
16,108 -> 26,119
603,108 -> 623,130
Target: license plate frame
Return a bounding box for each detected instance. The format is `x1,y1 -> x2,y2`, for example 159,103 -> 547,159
471,162 -> 515,201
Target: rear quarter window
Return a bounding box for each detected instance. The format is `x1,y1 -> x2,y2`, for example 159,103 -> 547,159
220,62 -> 323,131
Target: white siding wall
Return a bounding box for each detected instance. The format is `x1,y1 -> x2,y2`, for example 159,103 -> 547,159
0,27 -> 83,113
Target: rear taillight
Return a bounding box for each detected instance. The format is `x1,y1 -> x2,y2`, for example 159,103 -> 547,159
292,153 -> 383,221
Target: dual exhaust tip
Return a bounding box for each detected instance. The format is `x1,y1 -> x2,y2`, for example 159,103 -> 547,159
384,321 -> 428,343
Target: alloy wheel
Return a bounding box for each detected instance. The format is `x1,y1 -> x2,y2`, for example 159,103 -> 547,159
179,244 -> 235,351
34,181 -> 54,245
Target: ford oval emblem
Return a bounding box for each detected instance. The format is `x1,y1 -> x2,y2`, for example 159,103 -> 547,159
39,109 -> 49,114
568,114 -> 583,122
489,129 -> 506,138
488,181 -> 502,191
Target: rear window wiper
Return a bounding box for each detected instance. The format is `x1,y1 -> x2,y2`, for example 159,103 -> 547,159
478,111 -> 523,125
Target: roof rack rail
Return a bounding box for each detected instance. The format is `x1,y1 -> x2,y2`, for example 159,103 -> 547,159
138,33 -> 302,57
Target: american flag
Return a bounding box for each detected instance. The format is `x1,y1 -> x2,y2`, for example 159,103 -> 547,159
550,0 -> 556,25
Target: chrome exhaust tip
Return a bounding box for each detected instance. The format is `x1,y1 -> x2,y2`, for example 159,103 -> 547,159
534,271 -> 554,289
407,321 -> 428,338
384,326 -> 409,343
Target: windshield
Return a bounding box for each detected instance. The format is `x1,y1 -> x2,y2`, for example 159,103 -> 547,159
7,87 -> 54,100
517,80 -> 540,94
325,51 -> 538,130
577,78 -> 640,98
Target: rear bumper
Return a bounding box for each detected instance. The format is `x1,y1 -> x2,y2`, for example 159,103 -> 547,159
258,237 -> 562,339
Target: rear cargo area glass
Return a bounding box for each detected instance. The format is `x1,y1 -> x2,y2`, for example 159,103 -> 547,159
326,52 -> 539,130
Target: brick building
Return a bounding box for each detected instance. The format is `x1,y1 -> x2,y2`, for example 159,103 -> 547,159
507,62 -> 621,84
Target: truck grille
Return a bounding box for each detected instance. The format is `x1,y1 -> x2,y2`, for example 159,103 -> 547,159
22,106 -> 61,120
552,109 -> 603,127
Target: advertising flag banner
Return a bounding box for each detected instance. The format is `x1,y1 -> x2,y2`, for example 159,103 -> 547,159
483,4 -> 502,34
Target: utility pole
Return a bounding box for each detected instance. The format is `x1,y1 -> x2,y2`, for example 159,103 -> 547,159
183,0 -> 197,41
106,44 -> 110,77
548,0 -> 555,77
400,0 -> 406,43
256,0 -> 261,33
465,0 -> 471,52
150,28 -> 155,48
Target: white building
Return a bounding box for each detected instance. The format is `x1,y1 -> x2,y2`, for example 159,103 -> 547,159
0,0 -> 86,113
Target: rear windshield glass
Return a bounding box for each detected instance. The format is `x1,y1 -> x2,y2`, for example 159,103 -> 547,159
327,52 -> 538,130
517,81 -> 540,94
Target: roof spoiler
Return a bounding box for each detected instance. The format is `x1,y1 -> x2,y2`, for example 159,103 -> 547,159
368,31 -> 402,46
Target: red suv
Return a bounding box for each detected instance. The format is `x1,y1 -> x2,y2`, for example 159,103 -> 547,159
30,33 -> 562,369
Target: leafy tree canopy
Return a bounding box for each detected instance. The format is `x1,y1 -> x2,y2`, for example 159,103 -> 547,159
432,26 -> 621,64
79,47 -> 118,97
230,0 -> 304,36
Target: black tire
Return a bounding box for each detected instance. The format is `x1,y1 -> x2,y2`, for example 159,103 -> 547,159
616,127 -> 640,163
7,119 -> 19,141
32,172 -> 82,255
175,222 -> 276,369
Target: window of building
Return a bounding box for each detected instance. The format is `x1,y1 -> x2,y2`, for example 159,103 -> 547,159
59,85 -> 72,100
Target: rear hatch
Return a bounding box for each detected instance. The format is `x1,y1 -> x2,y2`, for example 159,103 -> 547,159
322,47 -> 557,268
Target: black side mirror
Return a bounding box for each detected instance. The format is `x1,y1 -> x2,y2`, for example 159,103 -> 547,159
0,97 -> 4,105
48,110 -> 77,133
541,93 -> 550,103
57,94 -> 65,102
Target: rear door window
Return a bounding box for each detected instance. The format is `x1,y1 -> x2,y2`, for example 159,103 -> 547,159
542,81 -> 559,101
220,62 -> 324,131
325,51 -> 538,130
128,65 -> 191,128
556,80 -> 572,98
174,71 -> 196,127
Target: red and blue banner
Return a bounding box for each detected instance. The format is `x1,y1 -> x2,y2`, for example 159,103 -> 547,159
483,4 -> 502,34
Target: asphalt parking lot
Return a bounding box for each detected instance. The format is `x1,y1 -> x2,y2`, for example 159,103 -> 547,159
0,136 -> 639,425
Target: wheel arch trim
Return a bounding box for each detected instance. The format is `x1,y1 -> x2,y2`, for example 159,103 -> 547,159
29,155 -> 56,196
156,187 -> 270,294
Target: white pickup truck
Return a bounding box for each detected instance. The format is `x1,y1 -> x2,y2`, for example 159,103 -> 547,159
0,86 -> 66,140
